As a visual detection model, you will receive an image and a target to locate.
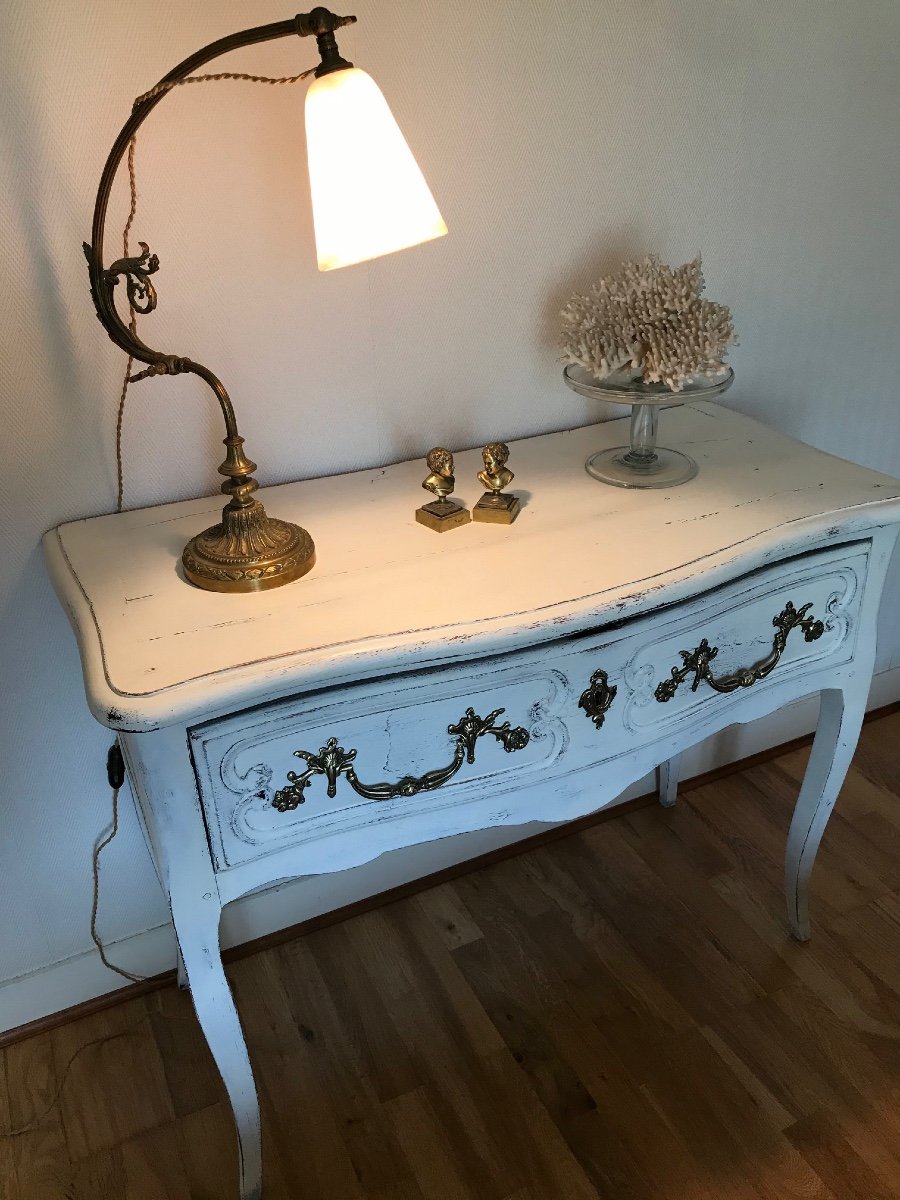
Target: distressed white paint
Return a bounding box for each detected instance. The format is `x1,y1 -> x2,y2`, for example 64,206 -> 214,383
45,410 -> 900,1200
3,0 -> 900,1033
3,656 -> 899,1035
123,727 -> 262,1200
44,404 -> 900,731
657,755 -> 682,808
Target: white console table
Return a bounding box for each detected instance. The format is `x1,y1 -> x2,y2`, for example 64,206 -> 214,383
44,403 -> 900,1200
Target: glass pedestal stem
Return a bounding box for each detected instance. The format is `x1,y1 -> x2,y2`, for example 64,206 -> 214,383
563,361 -> 734,489
624,403 -> 658,467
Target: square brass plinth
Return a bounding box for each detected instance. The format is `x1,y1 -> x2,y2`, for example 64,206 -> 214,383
473,492 -> 520,524
415,500 -> 471,532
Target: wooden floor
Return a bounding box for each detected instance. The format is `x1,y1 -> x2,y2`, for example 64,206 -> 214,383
3,710 -> 900,1199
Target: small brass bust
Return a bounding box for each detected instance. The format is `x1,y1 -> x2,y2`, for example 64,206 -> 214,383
415,447 -> 471,532
478,442 -> 514,495
474,442 -> 520,524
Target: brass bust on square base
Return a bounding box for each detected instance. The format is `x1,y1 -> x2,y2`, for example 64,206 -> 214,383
415,447 -> 471,532
473,442 -> 520,524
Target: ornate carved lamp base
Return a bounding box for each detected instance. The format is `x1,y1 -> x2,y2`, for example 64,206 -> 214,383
473,492 -> 520,524
415,499 -> 470,532
182,497 -> 315,593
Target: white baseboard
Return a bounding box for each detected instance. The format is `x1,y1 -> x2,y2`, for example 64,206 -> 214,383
2,665 -> 898,1036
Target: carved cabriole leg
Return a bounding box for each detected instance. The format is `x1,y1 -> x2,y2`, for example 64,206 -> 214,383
657,754 -> 682,808
120,726 -> 262,1200
784,526 -> 899,942
785,686 -> 868,943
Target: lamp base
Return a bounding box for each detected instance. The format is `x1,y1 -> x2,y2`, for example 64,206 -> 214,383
182,497 -> 315,593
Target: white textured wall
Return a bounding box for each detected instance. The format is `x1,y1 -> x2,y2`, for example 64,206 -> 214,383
1,0 -> 898,1028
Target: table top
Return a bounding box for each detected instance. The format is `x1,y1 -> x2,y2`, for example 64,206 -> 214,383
44,403 -> 900,731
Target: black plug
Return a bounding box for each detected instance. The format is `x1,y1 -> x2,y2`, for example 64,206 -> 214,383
106,742 -> 126,789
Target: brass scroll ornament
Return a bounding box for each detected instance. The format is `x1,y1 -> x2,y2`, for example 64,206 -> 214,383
578,668 -> 617,728
272,707 -> 530,812
654,600 -> 825,703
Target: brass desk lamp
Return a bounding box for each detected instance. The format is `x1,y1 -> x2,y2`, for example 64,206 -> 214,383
84,8 -> 447,592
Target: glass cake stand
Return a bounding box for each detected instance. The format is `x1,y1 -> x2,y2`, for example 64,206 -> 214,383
563,362 -> 734,488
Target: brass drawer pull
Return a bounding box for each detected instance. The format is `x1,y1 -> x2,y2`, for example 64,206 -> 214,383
272,707 -> 530,812
579,668 -> 618,728
655,600 -> 825,703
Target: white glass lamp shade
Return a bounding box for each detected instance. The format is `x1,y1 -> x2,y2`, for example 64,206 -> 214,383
305,67 -> 448,271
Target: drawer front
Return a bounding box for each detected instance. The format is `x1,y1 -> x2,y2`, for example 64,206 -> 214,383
190,541 -> 867,874
619,544 -> 864,737
190,659 -> 572,870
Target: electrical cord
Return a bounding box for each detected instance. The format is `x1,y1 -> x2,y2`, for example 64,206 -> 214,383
0,1028 -> 141,1139
89,742 -> 146,983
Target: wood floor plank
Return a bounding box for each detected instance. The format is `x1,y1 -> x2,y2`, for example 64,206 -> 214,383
633,1022 -> 835,1200
538,997 -> 720,1200
619,800 -> 738,880
845,710 -> 900,796
383,1087 -> 476,1200
0,1049 -> 19,1200
389,899 -> 506,1061
698,1025 -> 795,1133
272,938 -> 414,1195
52,996 -> 173,1161
175,1102 -> 243,1200
118,1120 -> 193,1199
786,1109 -> 897,1200
414,882 -> 484,952
6,1030 -> 72,1199
147,985 -> 224,1120
68,1145 -> 126,1200
3,710 -> 900,1199
830,890 -> 900,1000
517,851 -> 696,1054
476,1049 -> 600,1200
556,822 -> 765,1021
386,993 -> 524,1198
230,953 -> 368,1200
770,984 -> 900,1152
365,1178 -> 428,1200
614,805 -> 796,997
302,922 -> 422,1103
749,759 -> 895,914
711,870 -> 900,1039
449,943 -> 599,1133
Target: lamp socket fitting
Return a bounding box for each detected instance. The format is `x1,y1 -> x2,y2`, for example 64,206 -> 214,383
295,8 -> 357,37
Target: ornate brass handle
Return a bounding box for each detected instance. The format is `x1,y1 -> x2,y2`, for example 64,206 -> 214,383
272,707 -> 530,812
654,600 -> 825,703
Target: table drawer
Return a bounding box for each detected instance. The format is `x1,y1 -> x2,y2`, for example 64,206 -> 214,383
189,658 -> 569,870
189,541 -> 867,874
617,542 -> 864,737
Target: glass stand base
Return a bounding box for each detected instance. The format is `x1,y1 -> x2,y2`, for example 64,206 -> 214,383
585,445 -> 698,489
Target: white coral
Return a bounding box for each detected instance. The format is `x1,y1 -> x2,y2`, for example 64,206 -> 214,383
560,255 -> 735,392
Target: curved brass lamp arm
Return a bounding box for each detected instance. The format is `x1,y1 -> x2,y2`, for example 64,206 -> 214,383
84,10 -> 356,439
82,8 -> 356,593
